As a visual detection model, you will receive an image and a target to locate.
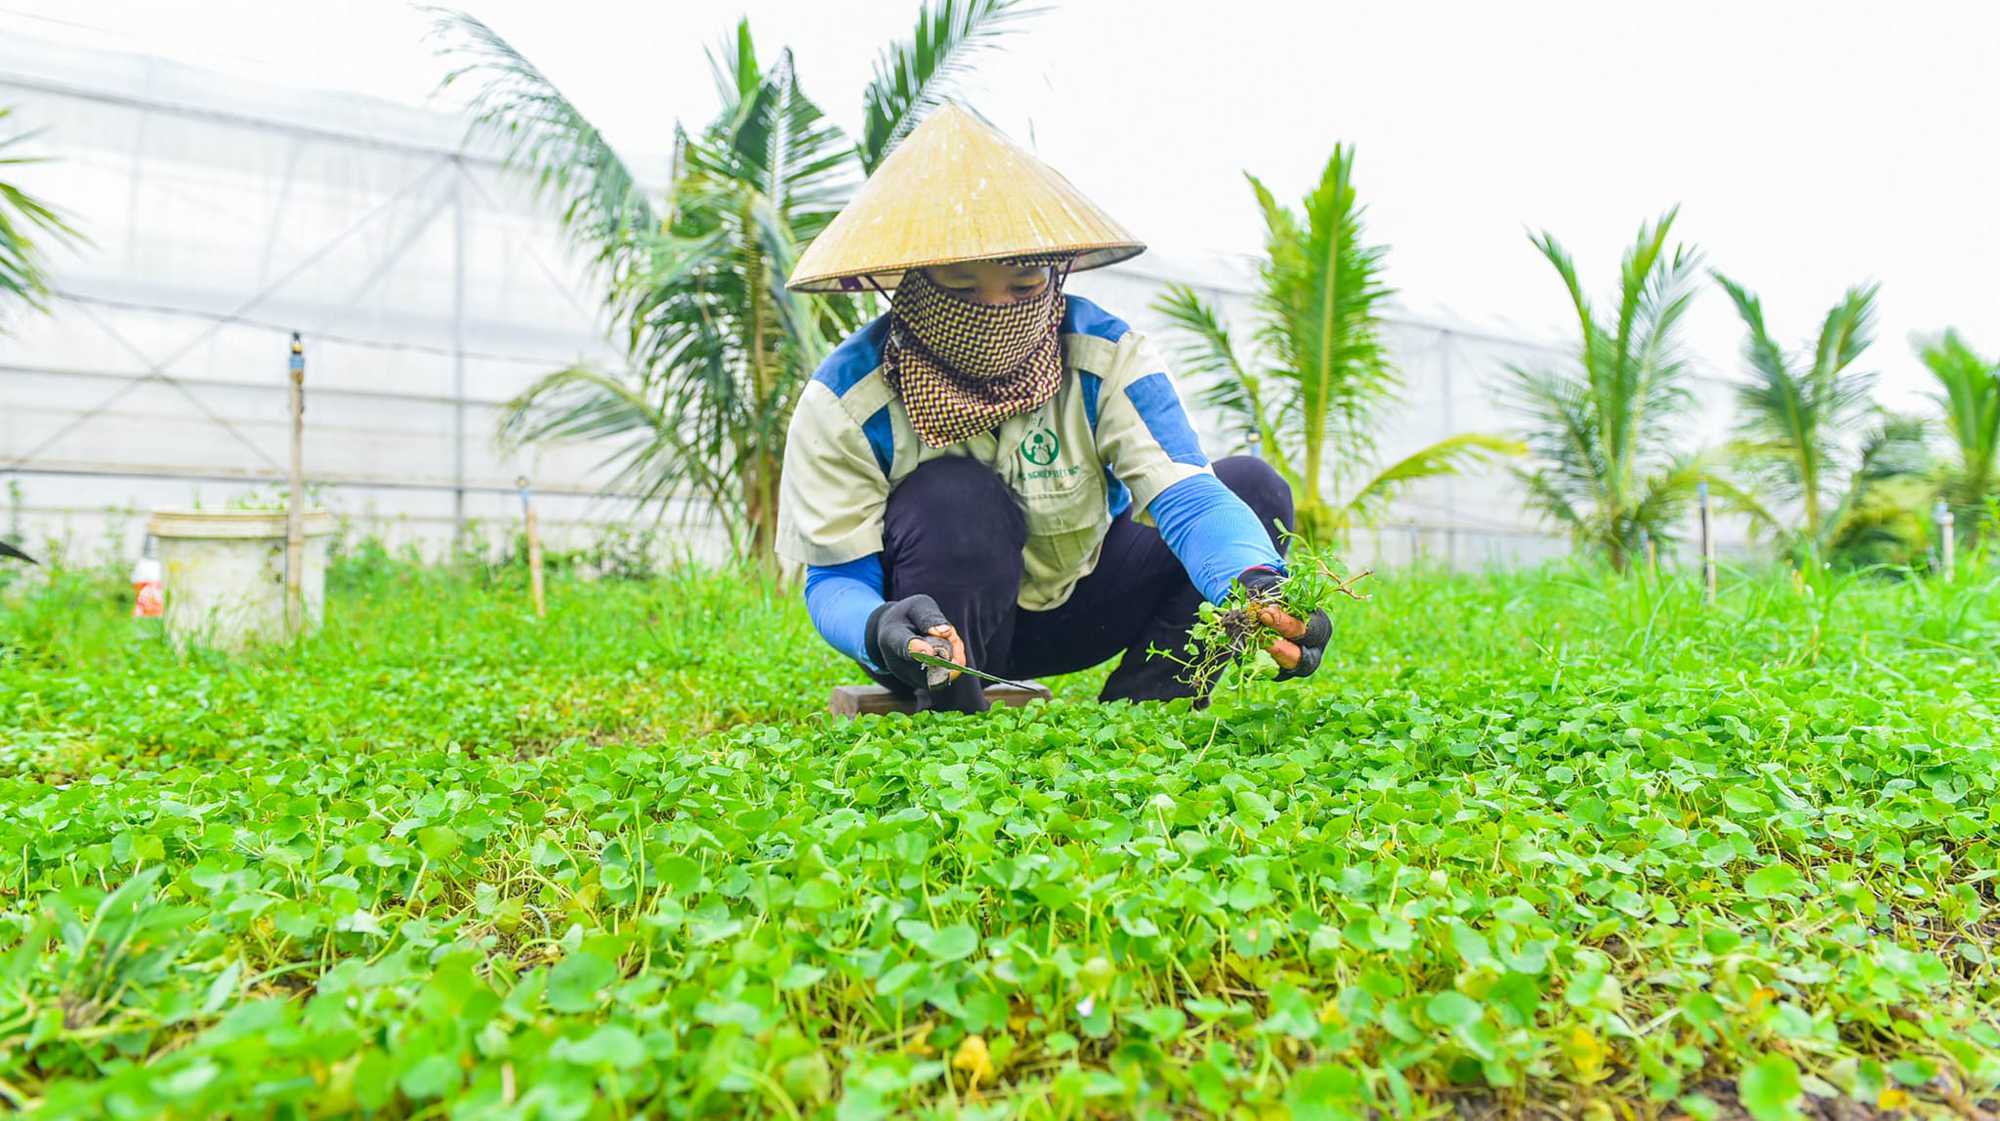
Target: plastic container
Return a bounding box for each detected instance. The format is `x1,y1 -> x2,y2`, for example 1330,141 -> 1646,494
131,545 -> 164,619
145,509 -> 335,650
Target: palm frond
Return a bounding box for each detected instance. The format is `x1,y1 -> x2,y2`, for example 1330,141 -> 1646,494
1626,453 -> 1717,551
1513,466 -> 1590,535
1852,413 -> 1932,483
1619,220 -> 1702,479
0,106 -> 83,319
1811,282 -> 1879,385
1341,433 -> 1524,525
1248,147 -> 1394,505
1151,284 -> 1291,479
1825,475 -> 1933,568
1702,469 -> 1788,543
1815,412 -> 1932,558
857,0 -> 1041,171
1501,363 -> 1603,511
1918,330 -> 2000,518
448,5 -> 1033,564
1717,273 -> 1881,546
704,19 -> 763,116
1508,212 -> 1703,564
498,365 -> 733,521
428,9 -> 657,292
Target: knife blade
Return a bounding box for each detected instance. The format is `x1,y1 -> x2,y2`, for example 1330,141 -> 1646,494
910,649 -> 1040,693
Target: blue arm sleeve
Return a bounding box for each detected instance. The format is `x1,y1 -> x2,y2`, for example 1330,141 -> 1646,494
1148,473 -> 1285,604
804,554 -> 886,672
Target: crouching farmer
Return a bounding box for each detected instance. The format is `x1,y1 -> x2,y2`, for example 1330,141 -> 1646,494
777,104 -> 1329,713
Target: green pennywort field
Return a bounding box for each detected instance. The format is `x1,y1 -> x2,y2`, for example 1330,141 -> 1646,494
0,553 -> 1996,1120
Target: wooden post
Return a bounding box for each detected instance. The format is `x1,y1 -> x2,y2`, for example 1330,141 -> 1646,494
518,476 -> 545,618
1698,481 -> 1716,604
1935,500 -> 1956,581
285,333 -> 306,635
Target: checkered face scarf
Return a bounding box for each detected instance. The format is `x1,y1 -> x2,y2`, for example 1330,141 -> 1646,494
883,254 -> 1073,448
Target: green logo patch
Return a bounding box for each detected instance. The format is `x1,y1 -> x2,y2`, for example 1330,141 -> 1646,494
1020,427 -> 1060,466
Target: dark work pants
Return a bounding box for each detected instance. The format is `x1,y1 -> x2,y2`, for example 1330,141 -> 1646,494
872,455 -> 1293,712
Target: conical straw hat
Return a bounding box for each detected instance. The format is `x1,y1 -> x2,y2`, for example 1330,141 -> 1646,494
788,103 -> 1145,292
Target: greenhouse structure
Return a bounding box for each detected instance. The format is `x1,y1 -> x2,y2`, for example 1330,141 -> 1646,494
1,35 -> 1738,573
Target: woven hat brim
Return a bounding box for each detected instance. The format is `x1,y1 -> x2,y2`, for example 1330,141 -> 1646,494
786,102 -> 1145,293
789,242 -> 1145,294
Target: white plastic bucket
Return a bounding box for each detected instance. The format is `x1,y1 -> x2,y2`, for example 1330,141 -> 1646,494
145,509 -> 336,650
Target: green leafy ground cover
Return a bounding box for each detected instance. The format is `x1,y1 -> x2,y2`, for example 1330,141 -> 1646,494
1,555 -> 1996,1120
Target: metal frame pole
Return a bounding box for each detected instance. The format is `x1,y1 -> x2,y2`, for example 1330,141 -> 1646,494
518,475 -> 545,618
452,161 -> 468,547
1935,500 -> 1956,581
285,333 -> 306,634
1698,481 -> 1716,604
1437,332 -> 1457,570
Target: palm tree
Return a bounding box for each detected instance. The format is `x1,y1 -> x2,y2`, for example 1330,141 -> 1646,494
1918,330 -> 2000,546
1505,209 -> 1708,570
1818,415 -> 1937,568
1709,276 -> 1929,564
1,105 -> 80,327
1154,145 -> 1519,545
430,1 -> 1036,564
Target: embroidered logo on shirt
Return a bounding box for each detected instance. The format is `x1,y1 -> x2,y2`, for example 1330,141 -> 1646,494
1020,427 -> 1061,466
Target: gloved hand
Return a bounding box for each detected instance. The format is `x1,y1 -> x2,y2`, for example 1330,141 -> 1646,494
864,594 -> 967,691
1238,565 -> 1331,680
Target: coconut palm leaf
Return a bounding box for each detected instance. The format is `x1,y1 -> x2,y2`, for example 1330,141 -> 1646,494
1506,210 -> 1704,567
1852,413 -> 1932,482
429,10 -> 656,297
1808,413 -> 1933,563
1156,145 -> 1508,546
1714,273 -> 1878,541
435,5 -> 1003,564
1918,331 -> 2000,537
1513,467 -> 1589,536
0,106 -> 81,320
1825,476 -> 1934,568
858,0 -> 1041,171
1247,146 -> 1396,504
1344,434 -> 1528,528
498,365 -> 736,529
1626,453 -> 1716,553
1340,434 -> 1524,526
1151,284 -> 1293,486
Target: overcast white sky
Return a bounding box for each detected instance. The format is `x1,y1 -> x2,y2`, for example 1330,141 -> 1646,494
4,0 -> 1996,409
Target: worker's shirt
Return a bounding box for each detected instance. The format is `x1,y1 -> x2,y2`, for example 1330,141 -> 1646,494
781,297 -> 1234,608
779,296 -> 1282,670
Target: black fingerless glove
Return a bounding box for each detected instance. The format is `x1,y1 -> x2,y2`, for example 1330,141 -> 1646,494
864,594 -> 953,691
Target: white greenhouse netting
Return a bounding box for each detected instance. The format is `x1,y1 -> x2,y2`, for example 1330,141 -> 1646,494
0,37 -> 661,566
1,37 -> 1740,573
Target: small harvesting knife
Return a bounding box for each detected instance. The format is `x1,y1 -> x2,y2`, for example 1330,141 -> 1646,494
910,648 -> 1040,693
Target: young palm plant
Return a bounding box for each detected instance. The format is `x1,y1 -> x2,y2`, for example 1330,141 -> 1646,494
430,1 -> 1035,564
1917,330 -> 2000,546
1,105 -> 81,327
1154,145 -> 1519,546
1505,209 -> 1708,570
1710,276 -> 1930,565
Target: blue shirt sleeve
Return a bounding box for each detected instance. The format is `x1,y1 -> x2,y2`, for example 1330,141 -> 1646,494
1148,473 -> 1285,604
804,554 -> 886,672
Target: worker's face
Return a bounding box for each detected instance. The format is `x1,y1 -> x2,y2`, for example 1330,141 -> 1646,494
922,261 -> 1052,305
